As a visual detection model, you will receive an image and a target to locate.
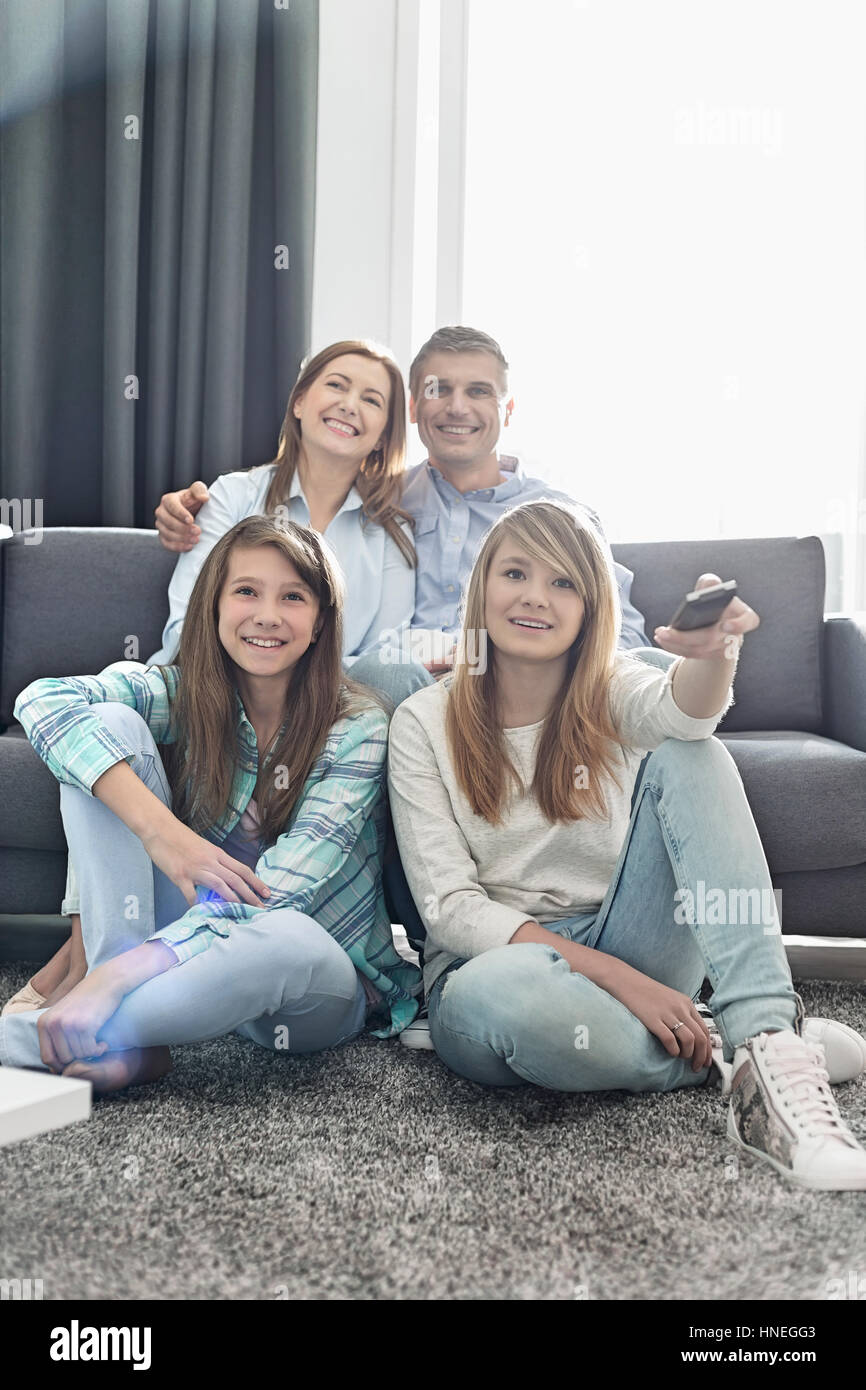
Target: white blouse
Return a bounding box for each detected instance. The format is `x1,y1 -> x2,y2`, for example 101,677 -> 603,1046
148,463 -> 415,666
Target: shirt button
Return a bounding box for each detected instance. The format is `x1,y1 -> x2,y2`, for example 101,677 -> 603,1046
447,585 -> 455,592
451,536 -> 459,543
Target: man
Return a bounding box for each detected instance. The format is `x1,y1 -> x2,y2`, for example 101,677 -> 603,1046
154,327 -> 655,705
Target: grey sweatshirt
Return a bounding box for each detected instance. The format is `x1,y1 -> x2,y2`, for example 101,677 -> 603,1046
387,653 -> 733,998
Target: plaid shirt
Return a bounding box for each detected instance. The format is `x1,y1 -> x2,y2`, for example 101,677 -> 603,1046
14,665 -> 421,1037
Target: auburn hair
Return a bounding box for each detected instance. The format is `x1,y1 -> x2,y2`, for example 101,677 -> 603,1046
156,515 -> 383,847
446,500 -> 625,825
263,339 -> 416,567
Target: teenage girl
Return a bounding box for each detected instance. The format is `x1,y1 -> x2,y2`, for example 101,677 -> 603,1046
1,516 -> 420,1092
387,499 -> 866,1190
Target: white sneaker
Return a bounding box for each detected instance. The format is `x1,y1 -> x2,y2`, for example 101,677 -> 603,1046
727,1030 -> 866,1190
802,1017 -> 866,1086
399,1015 -> 434,1050
697,1004 -> 866,1094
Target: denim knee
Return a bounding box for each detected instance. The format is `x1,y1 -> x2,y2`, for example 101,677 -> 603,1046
86,700 -> 155,744
249,909 -> 359,1007
642,734 -> 735,782
439,943 -> 567,1030
630,646 -> 677,673
349,652 -> 432,709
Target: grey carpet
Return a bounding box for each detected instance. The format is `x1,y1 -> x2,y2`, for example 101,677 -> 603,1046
1,962 -> 865,1301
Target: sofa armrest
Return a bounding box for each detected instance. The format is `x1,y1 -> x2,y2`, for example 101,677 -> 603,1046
824,614 -> 866,752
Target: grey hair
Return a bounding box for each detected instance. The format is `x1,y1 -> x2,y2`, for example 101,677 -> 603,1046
409,326 -> 509,399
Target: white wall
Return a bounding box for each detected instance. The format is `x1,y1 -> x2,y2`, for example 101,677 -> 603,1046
311,0 -> 453,391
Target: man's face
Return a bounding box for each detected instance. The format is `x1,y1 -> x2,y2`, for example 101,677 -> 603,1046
410,351 -> 513,470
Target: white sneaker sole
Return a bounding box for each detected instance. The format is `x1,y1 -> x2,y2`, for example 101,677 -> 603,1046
727,1105 -> 866,1191
399,1018 -> 435,1051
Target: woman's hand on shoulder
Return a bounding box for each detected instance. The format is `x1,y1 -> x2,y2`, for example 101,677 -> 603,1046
652,573 -> 759,661
141,821 -> 271,908
154,481 -> 210,552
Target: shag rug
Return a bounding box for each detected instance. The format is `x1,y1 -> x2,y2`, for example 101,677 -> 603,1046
1,962 -> 864,1301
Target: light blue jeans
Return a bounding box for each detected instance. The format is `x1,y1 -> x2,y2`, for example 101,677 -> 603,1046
0,703 -> 368,1071
427,733 -> 803,1092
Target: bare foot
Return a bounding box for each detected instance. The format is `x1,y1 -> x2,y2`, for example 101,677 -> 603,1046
43,959 -> 89,1008
62,1046 -> 172,1094
40,915 -> 88,1007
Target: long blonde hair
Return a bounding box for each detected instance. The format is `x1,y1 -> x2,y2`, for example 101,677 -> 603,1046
157,515 -> 382,847
446,500 -> 624,825
264,339 -> 416,567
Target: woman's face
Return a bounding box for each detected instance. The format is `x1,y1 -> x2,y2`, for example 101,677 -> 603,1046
484,538 -> 585,663
218,544 -> 322,681
292,353 -> 392,464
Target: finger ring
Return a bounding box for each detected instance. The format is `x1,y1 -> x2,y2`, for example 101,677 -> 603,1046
671,1020 -> 684,1034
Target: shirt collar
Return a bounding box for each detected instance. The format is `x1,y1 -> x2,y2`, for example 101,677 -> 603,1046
289,467 -> 364,516
425,454 -> 525,502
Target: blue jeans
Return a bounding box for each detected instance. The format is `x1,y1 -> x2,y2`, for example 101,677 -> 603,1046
427,733 -> 803,1092
0,703 -> 367,1070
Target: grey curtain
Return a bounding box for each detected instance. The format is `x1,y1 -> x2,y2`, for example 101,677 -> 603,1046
0,0 -> 318,526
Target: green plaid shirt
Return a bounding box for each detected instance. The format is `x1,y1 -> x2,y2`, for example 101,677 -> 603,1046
14,665 -> 421,1037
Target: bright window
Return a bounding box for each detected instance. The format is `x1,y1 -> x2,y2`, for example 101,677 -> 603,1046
460,0 -> 866,607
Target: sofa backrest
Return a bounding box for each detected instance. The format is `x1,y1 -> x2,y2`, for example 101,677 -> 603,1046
1,528 -> 825,734
0,529 -> 175,727
612,535 -> 825,733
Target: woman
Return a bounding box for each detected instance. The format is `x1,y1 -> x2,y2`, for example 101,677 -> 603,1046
150,337 -> 416,669
387,500 -> 866,1190
3,339 -> 416,1017
0,517 -> 421,1092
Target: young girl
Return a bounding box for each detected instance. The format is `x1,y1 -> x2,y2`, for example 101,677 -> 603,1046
387,500 -> 866,1191
0,517 -> 420,1092
2,339 -> 417,1018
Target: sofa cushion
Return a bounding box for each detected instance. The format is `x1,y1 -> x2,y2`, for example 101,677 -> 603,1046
613,536 -> 825,733
0,528 -> 175,727
0,727 -> 66,852
720,730 -> 866,873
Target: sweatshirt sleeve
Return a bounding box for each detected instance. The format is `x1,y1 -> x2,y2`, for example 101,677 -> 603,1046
608,653 -> 734,751
387,699 -> 531,962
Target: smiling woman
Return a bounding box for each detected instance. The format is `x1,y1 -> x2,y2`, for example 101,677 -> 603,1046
149,339 -> 417,671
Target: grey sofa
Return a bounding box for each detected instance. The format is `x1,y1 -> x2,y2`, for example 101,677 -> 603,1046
1,527 -> 865,959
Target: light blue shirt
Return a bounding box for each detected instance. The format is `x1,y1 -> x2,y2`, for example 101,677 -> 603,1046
401,455 -> 649,648
148,463 -> 416,666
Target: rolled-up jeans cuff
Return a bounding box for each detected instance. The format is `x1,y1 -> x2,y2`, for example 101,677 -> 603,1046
715,993 -> 802,1061
61,855 -> 80,917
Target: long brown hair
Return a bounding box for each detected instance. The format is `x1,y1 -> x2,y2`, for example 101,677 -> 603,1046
264,340 -> 416,567
446,500 -> 625,825
157,515 -> 382,847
